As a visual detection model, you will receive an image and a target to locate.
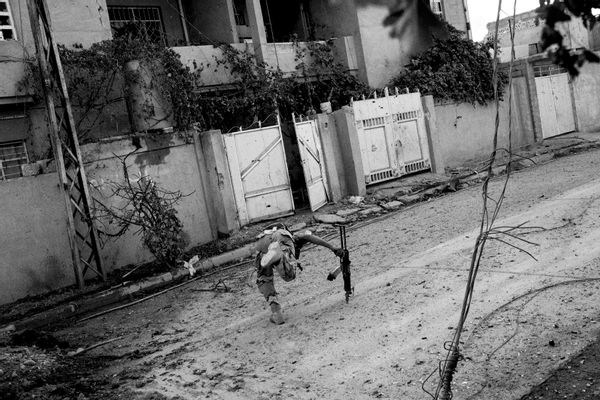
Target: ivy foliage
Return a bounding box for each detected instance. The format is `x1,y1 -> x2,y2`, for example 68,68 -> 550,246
23,30 -> 201,140
63,35 -> 199,134
537,0 -> 600,76
197,40 -> 368,130
389,25 -> 505,105
27,26 -> 367,136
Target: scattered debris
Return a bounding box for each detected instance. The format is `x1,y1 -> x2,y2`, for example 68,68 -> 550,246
183,256 -> 200,277
396,194 -> 422,204
382,201 -> 404,210
10,330 -> 69,350
289,222 -> 307,232
359,207 -> 383,216
347,196 -> 364,205
68,337 -> 124,357
314,214 -> 346,225
213,279 -> 230,292
336,208 -> 361,217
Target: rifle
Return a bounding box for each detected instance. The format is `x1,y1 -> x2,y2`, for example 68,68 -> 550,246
327,224 -> 353,303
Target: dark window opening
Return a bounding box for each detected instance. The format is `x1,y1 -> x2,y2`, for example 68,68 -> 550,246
233,0 -> 248,26
528,43 -> 541,56
260,0 -> 314,43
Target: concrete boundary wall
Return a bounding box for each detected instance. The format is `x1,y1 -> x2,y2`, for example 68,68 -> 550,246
82,133 -> 220,271
313,76 -> 540,191
431,77 -> 537,170
0,173 -> 74,305
572,61 -> 600,133
331,107 -> 367,197
1,130 -> 236,305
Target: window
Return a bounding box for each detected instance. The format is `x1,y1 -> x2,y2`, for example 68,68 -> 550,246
0,140 -> 29,180
429,0 -> 444,19
107,6 -> 167,45
528,43 -> 541,56
0,0 -> 16,40
233,0 -> 248,26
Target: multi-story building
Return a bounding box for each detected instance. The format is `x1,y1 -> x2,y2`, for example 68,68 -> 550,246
0,0 -> 471,175
430,0 -> 471,39
487,9 -> 600,63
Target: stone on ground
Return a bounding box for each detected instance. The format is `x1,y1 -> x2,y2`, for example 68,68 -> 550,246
359,206 -> 383,216
314,214 -> 346,224
336,208 -> 361,217
396,194 -> 421,204
289,222 -> 307,232
382,201 -> 404,211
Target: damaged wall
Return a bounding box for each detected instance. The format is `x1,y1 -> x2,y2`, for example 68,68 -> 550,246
0,130 -> 227,305
433,77 -> 535,169
0,173 -> 74,305
82,133 -> 217,271
572,60 -> 600,133
353,4 -> 405,88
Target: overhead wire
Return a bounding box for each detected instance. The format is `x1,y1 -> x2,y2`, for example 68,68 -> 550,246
428,0 -> 524,398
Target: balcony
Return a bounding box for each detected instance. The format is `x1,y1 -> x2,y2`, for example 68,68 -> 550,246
172,36 -> 358,91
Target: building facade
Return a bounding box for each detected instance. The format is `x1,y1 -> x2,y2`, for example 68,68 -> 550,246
431,0 -> 471,39
487,9 -> 600,63
0,0 -> 471,178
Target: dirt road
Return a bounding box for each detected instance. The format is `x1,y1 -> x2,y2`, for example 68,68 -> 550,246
53,148 -> 600,399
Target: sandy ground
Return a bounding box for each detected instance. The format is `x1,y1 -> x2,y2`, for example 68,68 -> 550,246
8,148 -> 600,399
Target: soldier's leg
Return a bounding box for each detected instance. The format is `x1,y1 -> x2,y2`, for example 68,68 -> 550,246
256,259 -> 285,325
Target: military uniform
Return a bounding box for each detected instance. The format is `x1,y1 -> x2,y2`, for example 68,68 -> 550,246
254,224 -> 340,324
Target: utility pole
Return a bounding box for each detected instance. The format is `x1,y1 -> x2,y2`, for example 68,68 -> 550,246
27,0 -> 105,287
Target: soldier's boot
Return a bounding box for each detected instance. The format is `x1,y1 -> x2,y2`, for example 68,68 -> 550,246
269,298 -> 285,325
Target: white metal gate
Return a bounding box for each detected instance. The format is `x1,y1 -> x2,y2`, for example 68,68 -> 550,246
293,114 -> 328,211
535,70 -> 575,139
223,117 -> 295,226
353,90 -> 431,185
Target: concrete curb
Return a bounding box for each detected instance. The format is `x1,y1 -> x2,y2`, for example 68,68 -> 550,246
1,244 -> 255,333
458,140 -> 600,185
2,138 -> 599,333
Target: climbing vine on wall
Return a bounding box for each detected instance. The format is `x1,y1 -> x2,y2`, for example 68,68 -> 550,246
23,29 -> 368,137
22,32 -> 202,141
390,25 -> 506,105
293,40 -> 370,112
196,40 -> 368,131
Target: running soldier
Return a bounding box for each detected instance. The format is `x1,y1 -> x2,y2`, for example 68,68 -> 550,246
254,223 -> 343,324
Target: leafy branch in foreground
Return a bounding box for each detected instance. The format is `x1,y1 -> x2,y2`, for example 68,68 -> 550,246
537,0 -> 600,76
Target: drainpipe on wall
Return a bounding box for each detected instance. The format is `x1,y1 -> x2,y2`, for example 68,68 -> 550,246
177,0 -> 191,46
462,0 -> 472,40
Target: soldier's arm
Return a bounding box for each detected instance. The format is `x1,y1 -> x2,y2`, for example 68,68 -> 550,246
294,231 -> 343,256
